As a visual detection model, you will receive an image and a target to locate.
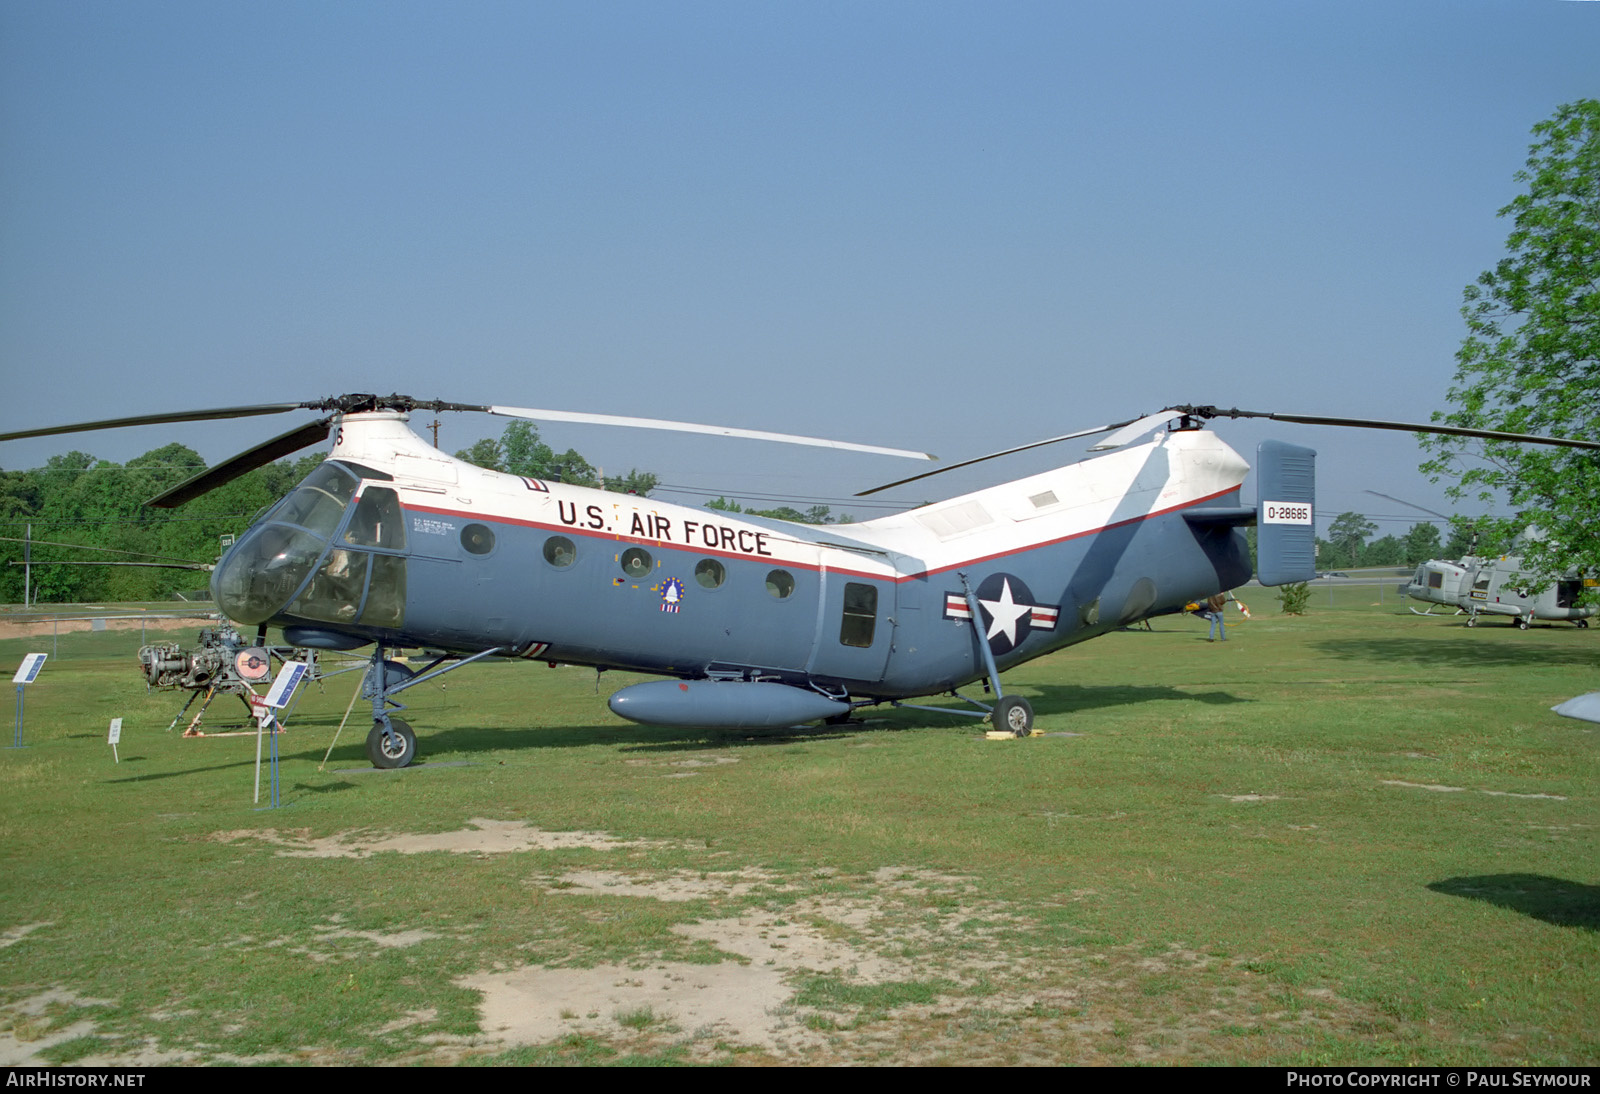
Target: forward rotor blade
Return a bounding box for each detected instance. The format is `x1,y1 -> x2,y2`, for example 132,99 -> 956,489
1087,409 -> 1186,451
0,402 -> 310,443
489,405 -> 935,461
854,419 -> 1142,497
146,417 -> 335,508
1183,407 -> 1600,450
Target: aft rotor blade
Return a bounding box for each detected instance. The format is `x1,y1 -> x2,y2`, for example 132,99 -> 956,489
1184,407 -> 1600,450
146,417 -> 335,508
0,402 -> 310,443
489,405 -> 935,461
854,419 -> 1143,497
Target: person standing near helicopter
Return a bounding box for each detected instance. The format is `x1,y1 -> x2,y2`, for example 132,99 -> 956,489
1190,592 -> 1238,642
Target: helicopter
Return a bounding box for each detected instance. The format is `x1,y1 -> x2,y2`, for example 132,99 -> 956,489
1405,550 -> 1597,629
4,395 -> 1595,768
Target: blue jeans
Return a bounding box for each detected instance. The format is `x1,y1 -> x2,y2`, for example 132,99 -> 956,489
1208,611 -> 1226,641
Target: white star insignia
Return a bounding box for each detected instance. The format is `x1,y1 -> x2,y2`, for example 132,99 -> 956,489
980,578 -> 1033,647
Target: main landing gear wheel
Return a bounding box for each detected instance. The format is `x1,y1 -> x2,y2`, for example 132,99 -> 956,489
1579,620 -> 1590,629
1466,616 -> 1477,628
994,695 -> 1034,738
1517,617 -> 1531,630
367,718 -> 416,769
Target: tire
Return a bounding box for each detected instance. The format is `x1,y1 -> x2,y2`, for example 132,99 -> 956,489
994,695 -> 1034,738
367,717 -> 416,769
1517,617 -> 1530,631
1578,620 -> 1590,630
1466,616 -> 1477,628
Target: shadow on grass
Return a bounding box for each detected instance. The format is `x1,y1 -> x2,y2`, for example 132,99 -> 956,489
1428,874 -> 1600,931
103,683 -> 1254,777
1313,637 -> 1598,669
1024,683 -> 1249,714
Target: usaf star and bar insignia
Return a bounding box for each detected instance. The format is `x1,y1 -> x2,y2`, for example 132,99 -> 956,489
943,573 -> 1060,655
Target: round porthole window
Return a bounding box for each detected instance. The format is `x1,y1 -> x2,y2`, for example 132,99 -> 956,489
695,558 -> 725,589
620,547 -> 653,578
766,569 -> 795,599
543,536 -> 576,568
461,523 -> 495,555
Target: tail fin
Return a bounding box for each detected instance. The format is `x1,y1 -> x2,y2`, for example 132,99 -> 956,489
1256,440 -> 1316,586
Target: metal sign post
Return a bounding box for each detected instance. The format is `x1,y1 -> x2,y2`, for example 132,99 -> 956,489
255,660 -> 309,809
11,654 -> 46,750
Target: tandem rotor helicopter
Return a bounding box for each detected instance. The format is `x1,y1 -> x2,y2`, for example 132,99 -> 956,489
3,395 -> 1595,767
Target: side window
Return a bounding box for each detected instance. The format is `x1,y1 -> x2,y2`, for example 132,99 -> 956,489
345,487 -> 406,550
840,582 -> 877,647
543,536 -> 577,568
620,547 -> 653,578
461,523 -> 495,555
766,570 -> 795,599
695,558 -> 725,589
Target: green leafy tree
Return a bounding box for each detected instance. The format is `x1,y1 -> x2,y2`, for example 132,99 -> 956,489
1360,534 -> 1405,567
454,437 -> 506,473
1327,512 -> 1377,563
501,420 -> 555,478
1402,521 -> 1443,566
1420,99 -> 1600,588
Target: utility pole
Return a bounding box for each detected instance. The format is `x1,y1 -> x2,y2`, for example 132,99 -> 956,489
427,419 -> 441,448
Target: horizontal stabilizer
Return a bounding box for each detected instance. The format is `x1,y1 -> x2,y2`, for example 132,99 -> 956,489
1182,506 -> 1257,527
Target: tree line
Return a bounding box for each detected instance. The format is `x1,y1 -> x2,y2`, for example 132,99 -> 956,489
0,445 -> 325,604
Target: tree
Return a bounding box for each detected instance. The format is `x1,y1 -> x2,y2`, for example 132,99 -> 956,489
1420,100 -> 1600,588
1327,511 -> 1377,562
454,437 -> 506,473
1402,521 -> 1443,566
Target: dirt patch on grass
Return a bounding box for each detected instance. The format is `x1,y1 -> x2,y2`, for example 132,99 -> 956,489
0,614 -> 211,640
0,923 -> 52,950
1383,780 -> 1567,800
212,817 -> 682,857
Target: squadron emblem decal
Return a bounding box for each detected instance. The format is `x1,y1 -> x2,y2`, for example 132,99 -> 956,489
658,578 -> 685,613
944,573 -> 1058,655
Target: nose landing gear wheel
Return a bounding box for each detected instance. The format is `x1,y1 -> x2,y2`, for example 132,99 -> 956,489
994,695 -> 1035,738
367,718 -> 416,769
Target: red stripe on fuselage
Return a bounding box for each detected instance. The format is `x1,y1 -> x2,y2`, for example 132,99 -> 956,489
401,483 -> 1242,585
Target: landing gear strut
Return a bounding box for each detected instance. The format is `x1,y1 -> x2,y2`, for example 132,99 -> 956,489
360,643 -> 505,769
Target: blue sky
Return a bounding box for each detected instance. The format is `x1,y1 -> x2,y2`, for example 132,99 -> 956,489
2,1 -> 1595,537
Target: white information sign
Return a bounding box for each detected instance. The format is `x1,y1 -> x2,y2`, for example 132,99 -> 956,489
12,653 -> 46,685
107,717 -> 123,744
263,661 -> 310,710
1261,501 -> 1313,526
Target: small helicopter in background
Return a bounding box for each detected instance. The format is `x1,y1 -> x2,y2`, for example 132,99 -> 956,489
1362,492 -> 1597,630
4,395 -> 1595,767
1405,548 -> 1597,629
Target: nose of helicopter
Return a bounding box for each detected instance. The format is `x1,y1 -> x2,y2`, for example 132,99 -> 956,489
212,523 -> 328,626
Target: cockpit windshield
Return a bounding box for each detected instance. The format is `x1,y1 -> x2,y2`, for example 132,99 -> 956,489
212,462 -> 406,630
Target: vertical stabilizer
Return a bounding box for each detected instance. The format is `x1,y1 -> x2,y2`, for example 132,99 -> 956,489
1256,440 -> 1316,586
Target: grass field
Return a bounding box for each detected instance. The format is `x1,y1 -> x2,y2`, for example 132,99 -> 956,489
1,603 -> 1595,1066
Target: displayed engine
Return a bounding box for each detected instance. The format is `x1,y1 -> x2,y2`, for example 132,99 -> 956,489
138,626 -> 273,691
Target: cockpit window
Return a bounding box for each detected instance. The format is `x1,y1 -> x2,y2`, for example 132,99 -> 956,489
275,463 -> 359,538
213,461 -> 406,630
344,487 -> 406,550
